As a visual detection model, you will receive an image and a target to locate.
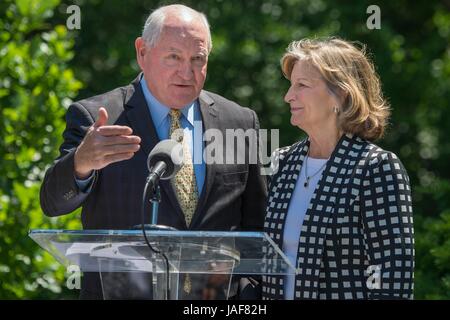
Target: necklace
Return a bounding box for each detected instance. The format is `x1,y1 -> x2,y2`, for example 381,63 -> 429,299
303,149 -> 328,188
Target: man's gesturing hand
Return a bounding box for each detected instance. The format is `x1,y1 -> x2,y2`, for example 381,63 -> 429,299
74,107 -> 141,179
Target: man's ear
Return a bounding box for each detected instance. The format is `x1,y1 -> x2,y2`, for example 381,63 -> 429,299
135,37 -> 146,70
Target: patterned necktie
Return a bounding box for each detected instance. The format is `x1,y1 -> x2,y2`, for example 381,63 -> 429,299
169,109 -> 198,227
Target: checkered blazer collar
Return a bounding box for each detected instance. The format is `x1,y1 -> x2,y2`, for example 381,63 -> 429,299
267,133 -> 360,247
264,133 -> 368,299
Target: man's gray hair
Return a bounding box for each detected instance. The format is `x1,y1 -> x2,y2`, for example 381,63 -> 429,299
142,4 -> 212,53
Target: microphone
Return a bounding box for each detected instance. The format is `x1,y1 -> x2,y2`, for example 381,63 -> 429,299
140,138 -> 183,230
146,139 -> 183,187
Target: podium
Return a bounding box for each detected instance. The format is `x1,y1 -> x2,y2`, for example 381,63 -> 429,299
29,229 -> 295,300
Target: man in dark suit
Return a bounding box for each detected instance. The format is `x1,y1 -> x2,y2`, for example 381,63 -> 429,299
40,4 -> 267,299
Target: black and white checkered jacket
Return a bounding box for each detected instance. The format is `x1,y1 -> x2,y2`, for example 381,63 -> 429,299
262,134 -> 414,300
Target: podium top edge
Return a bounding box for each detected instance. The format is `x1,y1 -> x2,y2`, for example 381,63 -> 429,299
28,229 -> 267,238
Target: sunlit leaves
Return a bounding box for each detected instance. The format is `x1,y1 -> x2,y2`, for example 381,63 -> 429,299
0,0 -> 81,299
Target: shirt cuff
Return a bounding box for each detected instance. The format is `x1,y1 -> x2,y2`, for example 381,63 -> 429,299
75,171 -> 95,193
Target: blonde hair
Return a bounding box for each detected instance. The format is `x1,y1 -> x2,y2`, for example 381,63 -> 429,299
281,37 -> 390,141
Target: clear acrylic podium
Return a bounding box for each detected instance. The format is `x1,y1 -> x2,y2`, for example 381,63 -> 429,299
29,229 -> 295,300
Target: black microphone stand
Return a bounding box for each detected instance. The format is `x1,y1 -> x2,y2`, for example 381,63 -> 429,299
139,169 -> 177,231
150,184 -> 161,225
139,174 -> 176,300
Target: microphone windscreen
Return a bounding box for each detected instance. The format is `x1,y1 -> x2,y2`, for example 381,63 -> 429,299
147,139 -> 183,180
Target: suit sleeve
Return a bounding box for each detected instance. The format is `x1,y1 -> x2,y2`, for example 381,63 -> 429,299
240,109 -> 268,231
360,151 -> 414,299
40,103 -> 96,217
234,110 -> 267,299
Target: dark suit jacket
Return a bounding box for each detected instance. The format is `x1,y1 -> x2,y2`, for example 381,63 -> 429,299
262,134 -> 414,300
40,75 -> 267,299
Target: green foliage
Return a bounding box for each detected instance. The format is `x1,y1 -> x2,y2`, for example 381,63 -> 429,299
415,210 -> 450,299
0,0 -> 449,298
0,0 -> 82,298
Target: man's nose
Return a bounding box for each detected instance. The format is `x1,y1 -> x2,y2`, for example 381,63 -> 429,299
177,61 -> 194,80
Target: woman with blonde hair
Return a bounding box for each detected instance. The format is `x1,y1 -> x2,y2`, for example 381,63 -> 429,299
262,38 -> 414,300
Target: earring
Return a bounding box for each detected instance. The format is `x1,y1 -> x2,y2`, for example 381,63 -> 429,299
333,106 -> 339,114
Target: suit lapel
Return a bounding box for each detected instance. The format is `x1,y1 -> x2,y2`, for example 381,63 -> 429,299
124,75 -> 185,224
124,76 -> 158,155
191,91 -> 217,226
263,139 -> 307,299
267,140 -> 308,250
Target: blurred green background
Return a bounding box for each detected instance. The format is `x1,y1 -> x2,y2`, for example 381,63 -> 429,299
0,0 -> 449,299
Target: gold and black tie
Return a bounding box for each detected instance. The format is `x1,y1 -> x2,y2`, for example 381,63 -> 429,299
169,109 -> 199,295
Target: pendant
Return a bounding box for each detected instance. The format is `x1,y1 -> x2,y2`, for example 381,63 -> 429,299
304,178 -> 309,188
